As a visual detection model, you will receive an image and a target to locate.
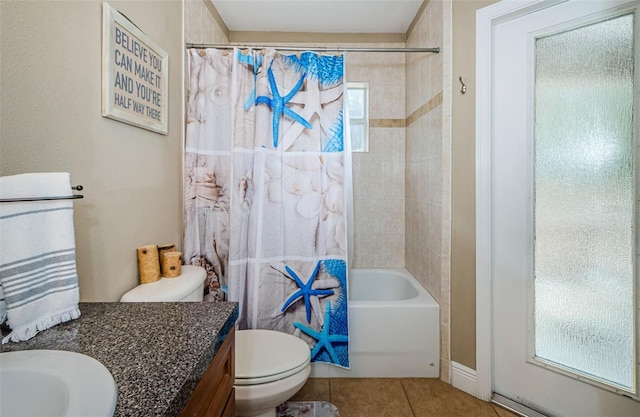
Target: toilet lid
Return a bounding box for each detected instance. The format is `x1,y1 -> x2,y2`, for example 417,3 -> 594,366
235,329 -> 311,385
119,265 -> 206,302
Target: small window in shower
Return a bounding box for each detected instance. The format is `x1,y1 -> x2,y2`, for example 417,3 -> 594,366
347,82 -> 369,152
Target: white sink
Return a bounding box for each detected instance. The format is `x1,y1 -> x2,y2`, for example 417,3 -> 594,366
0,350 -> 117,417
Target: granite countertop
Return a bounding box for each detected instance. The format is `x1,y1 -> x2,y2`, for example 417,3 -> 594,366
1,301 -> 239,417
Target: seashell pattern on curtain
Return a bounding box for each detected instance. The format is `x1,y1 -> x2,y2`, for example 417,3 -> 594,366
184,48 -> 349,368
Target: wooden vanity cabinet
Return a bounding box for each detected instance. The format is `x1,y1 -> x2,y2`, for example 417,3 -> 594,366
180,327 -> 235,417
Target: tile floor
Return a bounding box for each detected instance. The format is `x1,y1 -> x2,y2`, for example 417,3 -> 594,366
289,378 -> 520,417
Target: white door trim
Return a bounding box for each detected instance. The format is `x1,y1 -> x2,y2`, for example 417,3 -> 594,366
474,0 -> 569,402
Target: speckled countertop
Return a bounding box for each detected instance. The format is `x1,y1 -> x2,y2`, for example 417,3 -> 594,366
1,302 -> 238,417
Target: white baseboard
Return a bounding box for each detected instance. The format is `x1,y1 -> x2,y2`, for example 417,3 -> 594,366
451,361 -> 477,397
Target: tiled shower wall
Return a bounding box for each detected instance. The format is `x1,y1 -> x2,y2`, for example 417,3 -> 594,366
406,0 -> 452,383
186,0 -> 452,382
185,0 -> 408,268
348,51 -> 406,268
184,0 -> 228,45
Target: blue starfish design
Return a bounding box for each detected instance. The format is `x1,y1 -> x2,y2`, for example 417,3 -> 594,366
294,301 -> 349,364
281,261 -> 335,323
255,66 -> 312,148
237,50 -> 263,110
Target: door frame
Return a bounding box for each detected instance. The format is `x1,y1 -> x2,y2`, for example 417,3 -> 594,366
475,0 -> 569,402
477,0 -> 640,404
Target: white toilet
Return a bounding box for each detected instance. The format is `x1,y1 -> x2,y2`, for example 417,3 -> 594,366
120,265 -> 311,417
119,265 -> 207,302
234,329 -> 310,417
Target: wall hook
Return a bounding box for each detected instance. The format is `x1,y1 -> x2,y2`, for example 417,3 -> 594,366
459,76 -> 467,94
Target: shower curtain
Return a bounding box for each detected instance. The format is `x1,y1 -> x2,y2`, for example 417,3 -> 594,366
184,48 -> 349,368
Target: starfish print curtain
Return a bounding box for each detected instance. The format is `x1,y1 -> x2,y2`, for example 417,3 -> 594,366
184,48 -> 350,368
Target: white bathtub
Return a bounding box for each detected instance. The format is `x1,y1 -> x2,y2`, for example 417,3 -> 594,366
311,268 -> 440,378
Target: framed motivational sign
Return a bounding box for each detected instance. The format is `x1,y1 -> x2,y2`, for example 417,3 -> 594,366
102,2 -> 169,134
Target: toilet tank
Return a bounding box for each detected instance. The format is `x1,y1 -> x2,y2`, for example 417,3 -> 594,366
120,265 -> 206,302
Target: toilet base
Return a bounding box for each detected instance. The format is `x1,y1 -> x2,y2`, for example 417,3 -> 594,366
250,409 -> 276,417
235,365 -> 310,417
235,405 -> 276,417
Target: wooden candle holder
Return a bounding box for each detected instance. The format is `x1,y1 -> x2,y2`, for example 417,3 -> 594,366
162,251 -> 182,278
137,244 -> 160,284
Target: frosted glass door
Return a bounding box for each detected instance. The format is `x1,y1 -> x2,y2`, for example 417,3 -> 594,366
533,13 -> 635,392
490,1 -> 640,415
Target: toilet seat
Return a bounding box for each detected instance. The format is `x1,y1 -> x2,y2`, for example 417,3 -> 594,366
235,329 -> 311,386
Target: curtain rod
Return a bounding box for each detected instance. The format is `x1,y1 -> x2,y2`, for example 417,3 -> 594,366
186,43 -> 440,53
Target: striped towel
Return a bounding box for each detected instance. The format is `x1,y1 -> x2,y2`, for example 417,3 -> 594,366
0,173 -> 81,344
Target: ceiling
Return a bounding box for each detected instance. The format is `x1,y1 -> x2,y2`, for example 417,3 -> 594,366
210,0 -> 424,34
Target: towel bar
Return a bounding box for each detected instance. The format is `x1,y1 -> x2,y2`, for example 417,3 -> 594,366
0,185 -> 84,203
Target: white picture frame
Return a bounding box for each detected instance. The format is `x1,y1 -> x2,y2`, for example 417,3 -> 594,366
101,2 -> 169,135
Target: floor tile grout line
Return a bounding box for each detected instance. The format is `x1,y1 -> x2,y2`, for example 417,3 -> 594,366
400,379 -> 418,417
303,377 -> 519,417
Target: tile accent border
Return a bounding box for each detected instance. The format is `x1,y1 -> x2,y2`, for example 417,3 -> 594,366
370,118 -> 406,128
407,91 -> 443,126
370,90 -> 443,130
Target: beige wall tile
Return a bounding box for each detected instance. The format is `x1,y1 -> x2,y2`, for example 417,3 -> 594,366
405,198 -> 419,240
441,323 -> 451,361
428,203 -> 443,253
405,235 -> 419,277
202,11 -> 228,44
185,0 -> 229,46
185,0 -> 203,43
406,1 -> 444,307
418,202 -> 429,244
355,199 -> 404,235
404,2 -> 453,381
353,232 -> 404,268
441,358 -> 451,384
406,125 -> 420,163
440,288 -> 451,331
185,0 -> 455,377
441,252 -> 451,291
428,249 -> 442,302
430,256 -> 442,301
348,50 -> 406,268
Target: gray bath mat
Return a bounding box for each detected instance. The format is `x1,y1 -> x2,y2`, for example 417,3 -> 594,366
276,401 -> 340,417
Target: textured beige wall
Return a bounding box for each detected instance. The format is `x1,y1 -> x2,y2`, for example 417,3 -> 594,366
189,0 -> 480,381
0,0 -> 184,302
348,50 -> 406,268
451,0 -> 498,370
187,0 -> 406,268
185,0 -> 229,45
406,0 -> 445,301
406,0 -> 452,383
